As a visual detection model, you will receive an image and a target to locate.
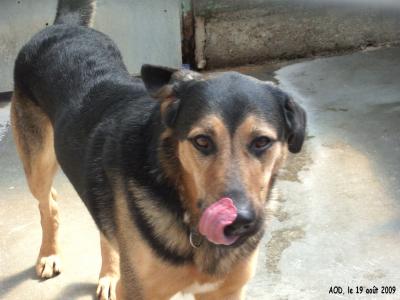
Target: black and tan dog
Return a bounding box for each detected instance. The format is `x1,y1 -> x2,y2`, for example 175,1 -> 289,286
11,0 -> 306,299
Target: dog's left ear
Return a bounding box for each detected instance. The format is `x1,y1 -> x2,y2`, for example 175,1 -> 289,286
141,64 -> 201,127
281,94 -> 307,153
141,64 -> 177,98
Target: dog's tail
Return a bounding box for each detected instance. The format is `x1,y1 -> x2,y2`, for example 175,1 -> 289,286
54,0 -> 96,27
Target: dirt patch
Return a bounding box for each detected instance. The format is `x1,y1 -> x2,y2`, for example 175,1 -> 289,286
265,226 -> 306,274
278,140 -> 313,183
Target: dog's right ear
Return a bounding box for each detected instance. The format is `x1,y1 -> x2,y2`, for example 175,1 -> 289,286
141,64 -> 201,127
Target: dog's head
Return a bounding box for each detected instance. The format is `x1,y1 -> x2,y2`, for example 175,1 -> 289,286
142,65 -> 306,247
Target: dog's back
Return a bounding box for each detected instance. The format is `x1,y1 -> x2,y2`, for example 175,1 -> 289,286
13,0 -> 150,195
14,1 -> 139,123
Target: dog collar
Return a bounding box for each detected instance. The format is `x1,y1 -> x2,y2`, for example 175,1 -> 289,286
189,229 -> 203,248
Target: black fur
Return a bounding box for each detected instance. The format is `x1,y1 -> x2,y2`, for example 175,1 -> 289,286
55,0 -> 96,26
282,96 -> 307,153
14,1 -> 306,268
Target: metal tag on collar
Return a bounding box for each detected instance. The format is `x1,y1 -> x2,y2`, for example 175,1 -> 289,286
189,230 -> 202,248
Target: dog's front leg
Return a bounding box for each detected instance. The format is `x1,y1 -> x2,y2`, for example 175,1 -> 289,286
97,234 -> 120,300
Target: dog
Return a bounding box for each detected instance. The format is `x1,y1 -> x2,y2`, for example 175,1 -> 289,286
11,0 -> 306,299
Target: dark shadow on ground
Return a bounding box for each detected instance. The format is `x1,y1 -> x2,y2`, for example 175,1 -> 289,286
0,266 -> 37,298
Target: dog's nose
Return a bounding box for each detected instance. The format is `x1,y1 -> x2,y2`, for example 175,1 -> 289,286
224,205 -> 256,237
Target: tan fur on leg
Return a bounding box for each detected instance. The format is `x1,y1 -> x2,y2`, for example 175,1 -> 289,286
97,234 -> 120,300
11,91 -> 61,279
36,190 -> 61,278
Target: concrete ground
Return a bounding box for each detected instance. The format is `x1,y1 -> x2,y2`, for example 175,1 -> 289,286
1,47 -> 400,299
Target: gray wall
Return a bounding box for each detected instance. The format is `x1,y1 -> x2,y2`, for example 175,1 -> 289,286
193,0 -> 400,68
94,0 -> 181,75
0,0 -> 182,92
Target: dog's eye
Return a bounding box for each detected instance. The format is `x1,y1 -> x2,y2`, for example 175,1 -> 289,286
191,135 -> 215,155
250,136 -> 272,155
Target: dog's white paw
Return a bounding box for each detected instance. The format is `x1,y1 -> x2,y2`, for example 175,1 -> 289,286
36,254 -> 62,279
97,275 -> 118,300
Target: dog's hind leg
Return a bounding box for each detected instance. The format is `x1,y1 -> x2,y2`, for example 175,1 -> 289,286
11,89 -> 61,279
97,234 -> 120,300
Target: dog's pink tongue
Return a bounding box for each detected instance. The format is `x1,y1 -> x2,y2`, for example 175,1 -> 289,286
199,198 -> 238,245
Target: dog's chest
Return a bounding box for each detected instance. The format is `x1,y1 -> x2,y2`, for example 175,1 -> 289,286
182,281 -> 221,295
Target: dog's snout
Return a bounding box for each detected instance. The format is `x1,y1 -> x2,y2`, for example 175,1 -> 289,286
237,208 -> 255,225
224,205 -> 256,237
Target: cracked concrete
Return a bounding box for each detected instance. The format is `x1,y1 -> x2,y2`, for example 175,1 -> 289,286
1,47 -> 400,299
